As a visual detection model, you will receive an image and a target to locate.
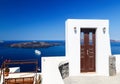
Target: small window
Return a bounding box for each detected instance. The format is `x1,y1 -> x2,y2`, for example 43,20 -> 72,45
89,32 -> 93,45
81,32 -> 84,45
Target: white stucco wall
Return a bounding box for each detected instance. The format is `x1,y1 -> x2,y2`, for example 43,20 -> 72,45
113,55 -> 120,73
66,19 -> 111,76
42,57 -> 67,84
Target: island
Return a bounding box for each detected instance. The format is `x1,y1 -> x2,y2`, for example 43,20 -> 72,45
10,41 -> 60,48
110,39 -> 120,42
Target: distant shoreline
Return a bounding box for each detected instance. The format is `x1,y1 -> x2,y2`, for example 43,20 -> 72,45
0,39 -> 120,42
110,40 -> 120,42
9,41 -> 61,48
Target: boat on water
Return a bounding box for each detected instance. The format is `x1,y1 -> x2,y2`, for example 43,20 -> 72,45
0,59 -> 42,84
35,50 -> 41,56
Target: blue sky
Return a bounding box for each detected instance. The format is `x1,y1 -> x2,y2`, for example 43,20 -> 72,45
0,0 -> 120,40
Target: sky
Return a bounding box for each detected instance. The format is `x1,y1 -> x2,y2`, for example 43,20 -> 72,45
0,0 -> 120,40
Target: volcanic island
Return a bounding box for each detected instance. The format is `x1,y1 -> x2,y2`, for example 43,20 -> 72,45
10,41 -> 61,48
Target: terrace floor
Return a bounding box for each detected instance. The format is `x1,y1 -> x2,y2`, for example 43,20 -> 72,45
64,73 -> 120,84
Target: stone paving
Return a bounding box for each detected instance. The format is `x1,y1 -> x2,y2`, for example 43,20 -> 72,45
64,73 -> 120,84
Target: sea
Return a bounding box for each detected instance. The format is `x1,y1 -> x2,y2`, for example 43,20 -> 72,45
0,40 -> 120,72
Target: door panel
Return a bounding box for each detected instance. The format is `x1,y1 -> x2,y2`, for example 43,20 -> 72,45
80,29 -> 96,72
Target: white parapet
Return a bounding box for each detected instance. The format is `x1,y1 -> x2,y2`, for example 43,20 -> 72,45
41,56 -> 67,84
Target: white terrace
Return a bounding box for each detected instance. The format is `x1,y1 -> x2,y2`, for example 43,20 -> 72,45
1,19 -> 120,84
42,19 -> 120,84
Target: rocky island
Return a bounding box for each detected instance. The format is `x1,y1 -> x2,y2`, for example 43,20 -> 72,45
10,41 -> 60,48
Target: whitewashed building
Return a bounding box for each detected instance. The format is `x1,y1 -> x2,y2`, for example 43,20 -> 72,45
42,19 -> 120,84
66,19 -> 111,76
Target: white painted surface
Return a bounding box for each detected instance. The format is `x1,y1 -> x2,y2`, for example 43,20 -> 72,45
9,67 -> 20,73
113,55 -> 120,73
42,57 -> 67,84
66,19 -> 111,76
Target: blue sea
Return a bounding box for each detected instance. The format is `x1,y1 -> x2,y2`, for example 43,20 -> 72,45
0,41 -> 120,72
0,40 -> 65,72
